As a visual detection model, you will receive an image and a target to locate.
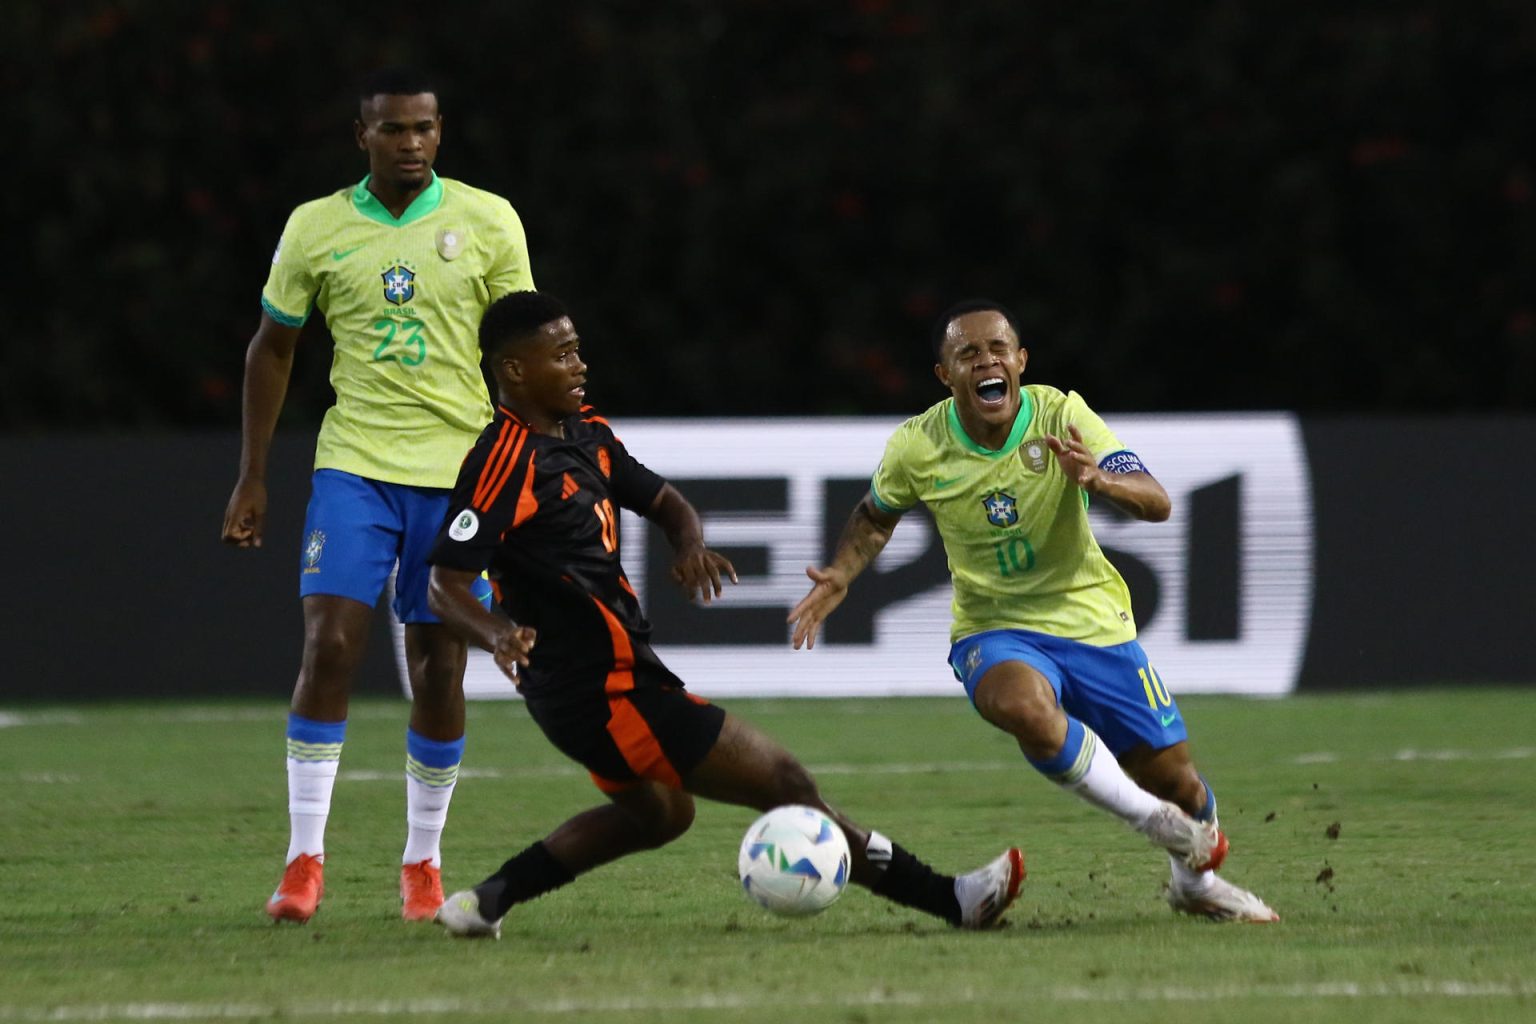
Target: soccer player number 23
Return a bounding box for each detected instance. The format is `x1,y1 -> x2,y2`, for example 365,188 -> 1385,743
371,318 -> 428,365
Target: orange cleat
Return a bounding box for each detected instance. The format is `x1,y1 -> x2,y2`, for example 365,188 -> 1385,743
401,859 -> 445,922
266,853 -> 324,923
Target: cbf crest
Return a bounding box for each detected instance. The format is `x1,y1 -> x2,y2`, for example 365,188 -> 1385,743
382,263 -> 417,305
302,529 -> 325,573
981,490 -> 1018,528
964,644 -> 984,678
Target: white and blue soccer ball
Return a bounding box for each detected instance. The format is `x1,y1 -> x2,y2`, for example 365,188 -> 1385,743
737,805 -> 851,917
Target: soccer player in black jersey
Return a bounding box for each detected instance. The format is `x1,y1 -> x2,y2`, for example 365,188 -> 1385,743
425,291 -> 1023,936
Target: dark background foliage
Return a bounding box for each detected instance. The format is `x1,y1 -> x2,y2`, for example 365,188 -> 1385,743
11,1 -> 1535,429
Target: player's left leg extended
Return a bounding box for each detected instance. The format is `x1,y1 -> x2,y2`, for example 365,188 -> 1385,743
685,712 -> 1023,929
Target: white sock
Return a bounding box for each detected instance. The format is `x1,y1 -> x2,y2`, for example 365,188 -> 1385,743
1040,722 -> 1162,826
1169,853 -> 1216,895
403,773 -> 458,867
286,757 -> 338,863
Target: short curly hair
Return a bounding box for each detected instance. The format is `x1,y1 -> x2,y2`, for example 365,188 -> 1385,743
479,291 -> 572,358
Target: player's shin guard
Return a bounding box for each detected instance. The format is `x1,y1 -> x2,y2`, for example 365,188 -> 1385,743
862,831 -> 964,925
476,841 -> 576,920
285,714 -> 345,863
1027,717 -> 1160,825
403,729 -> 464,867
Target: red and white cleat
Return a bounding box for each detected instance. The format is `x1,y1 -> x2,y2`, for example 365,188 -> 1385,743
1141,803 -> 1229,873
955,847 -> 1026,929
1168,875 -> 1279,923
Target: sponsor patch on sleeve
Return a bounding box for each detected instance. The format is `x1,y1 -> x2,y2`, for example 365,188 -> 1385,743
448,509 -> 479,541
1098,450 -> 1147,475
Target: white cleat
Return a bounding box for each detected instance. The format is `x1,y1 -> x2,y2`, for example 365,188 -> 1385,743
1168,875 -> 1279,923
954,847 -> 1025,929
1140,802 -> 1229,873
435,889 -> 503,939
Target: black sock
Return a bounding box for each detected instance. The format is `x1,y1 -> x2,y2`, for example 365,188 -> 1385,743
476,841 -> 576,919
869,842 -> 962,925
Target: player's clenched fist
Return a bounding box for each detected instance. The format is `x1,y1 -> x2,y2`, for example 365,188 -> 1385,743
492,624 -> 538,682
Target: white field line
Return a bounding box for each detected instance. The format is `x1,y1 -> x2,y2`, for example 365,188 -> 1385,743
4,708 -> 1533,771
5,740 -> 1534,786
1,980 -> 1533,1020
0,712 -> 85,728
336,761 -> 1017,783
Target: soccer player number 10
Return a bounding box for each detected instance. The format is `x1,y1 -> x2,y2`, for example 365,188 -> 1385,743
991,535 -> 1036,576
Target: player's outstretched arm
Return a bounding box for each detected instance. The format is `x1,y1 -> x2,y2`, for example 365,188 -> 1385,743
1045,424 -> 1171,522
427,566 -> 536,682
645,483 -> 738,604
221,314 -> 302,548
788,494 -> 902,650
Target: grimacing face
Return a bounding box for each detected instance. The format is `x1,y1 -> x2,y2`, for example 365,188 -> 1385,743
356,92 -> 441,193
935,310 -> 1028,429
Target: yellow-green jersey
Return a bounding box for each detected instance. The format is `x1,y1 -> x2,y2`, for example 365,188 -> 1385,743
261,172 -> 534,487
870,385 -> 1144,646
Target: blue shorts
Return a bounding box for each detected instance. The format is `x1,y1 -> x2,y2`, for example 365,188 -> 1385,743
948,629 -> 1188,756
297,469 -> 459,624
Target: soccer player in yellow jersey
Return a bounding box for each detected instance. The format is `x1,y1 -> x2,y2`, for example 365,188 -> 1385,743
220,67 -> 535,924
789,300 -> 1278,923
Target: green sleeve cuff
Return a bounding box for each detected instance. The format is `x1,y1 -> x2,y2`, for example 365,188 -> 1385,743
261,296 -> 308,327
868,482 -> 908,515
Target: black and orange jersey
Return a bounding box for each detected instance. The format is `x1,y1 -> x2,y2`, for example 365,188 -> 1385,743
429,402 -> 667,700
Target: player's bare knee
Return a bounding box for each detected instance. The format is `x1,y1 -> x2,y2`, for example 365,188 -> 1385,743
299,640 -> 360,696
976,682 -> 1058,744
641,790 -> 695,847
768,755 -> 820,808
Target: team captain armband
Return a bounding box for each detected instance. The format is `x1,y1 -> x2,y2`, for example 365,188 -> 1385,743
1098,450 -> 1148,475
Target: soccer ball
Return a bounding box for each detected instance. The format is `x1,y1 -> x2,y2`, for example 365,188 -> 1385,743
737,804 -> 851,917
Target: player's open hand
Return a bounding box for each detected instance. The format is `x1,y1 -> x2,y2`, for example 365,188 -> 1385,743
221,478 -> 268,548
492,624 -> 538,683
788,565 -> 850,650
670,544 -> 738,604
1044,424 -> 1101,491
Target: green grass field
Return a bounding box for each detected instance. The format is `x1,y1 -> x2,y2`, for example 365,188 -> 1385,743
3,690 -> 1534,1024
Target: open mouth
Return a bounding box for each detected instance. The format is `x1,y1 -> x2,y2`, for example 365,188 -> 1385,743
975,377 -> 1008,405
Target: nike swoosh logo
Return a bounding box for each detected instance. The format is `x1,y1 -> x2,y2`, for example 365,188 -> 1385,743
1160,713 -> 1178,727
331,245 -> 365,261
933,476 -> 964,490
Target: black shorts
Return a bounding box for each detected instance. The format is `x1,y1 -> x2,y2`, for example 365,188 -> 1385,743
525,677 -> 727,794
